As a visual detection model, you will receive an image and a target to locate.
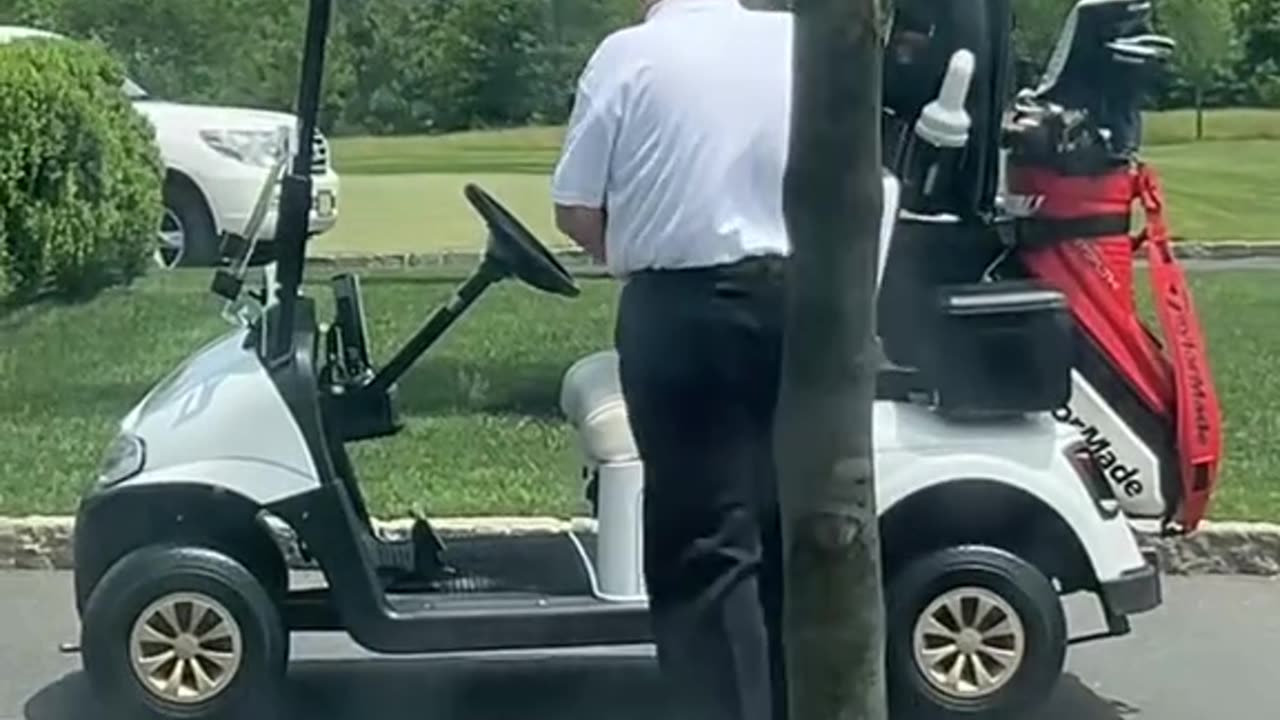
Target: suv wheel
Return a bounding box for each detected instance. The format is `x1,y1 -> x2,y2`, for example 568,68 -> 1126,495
158,180 -> 220,269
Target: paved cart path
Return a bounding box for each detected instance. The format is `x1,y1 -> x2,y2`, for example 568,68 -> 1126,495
2,572 -> 1277,719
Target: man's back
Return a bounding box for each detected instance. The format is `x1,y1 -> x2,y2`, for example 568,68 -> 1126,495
549,6 -> 798,719
552,0 -> 794,276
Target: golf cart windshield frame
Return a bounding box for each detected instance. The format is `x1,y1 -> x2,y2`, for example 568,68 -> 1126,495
263,0 -> 333,364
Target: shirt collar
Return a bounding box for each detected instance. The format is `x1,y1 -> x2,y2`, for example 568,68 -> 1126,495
646,0 -> 740,21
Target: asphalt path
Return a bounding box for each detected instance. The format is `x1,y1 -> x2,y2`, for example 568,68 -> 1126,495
2,572 -> 1277,719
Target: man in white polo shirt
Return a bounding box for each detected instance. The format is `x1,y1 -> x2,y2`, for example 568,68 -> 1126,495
551,2 -> 794,719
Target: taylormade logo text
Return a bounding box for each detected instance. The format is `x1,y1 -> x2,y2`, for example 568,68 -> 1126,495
1053,405 -> 1145,498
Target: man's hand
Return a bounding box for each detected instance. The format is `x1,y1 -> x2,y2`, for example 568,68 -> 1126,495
555,205 -> 607,265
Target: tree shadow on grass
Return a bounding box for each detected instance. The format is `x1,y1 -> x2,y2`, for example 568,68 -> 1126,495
0,381 -> 153,419
1,359 -> 575,423
0,271 -> 147,327
0,291 -> 99,332
340,273 -> 471,288
395,357 -> 572,419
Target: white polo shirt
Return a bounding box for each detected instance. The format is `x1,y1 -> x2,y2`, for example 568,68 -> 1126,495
551,0 -> 794,278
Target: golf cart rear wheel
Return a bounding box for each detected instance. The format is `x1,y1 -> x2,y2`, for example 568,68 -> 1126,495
886,545 -> 1067,720
80,545 -> 288,720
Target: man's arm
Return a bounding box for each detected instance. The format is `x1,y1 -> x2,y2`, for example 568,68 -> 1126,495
555,205 -> 607,264
551,43 -> 622,267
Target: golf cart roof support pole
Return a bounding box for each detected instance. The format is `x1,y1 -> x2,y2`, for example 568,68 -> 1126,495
368,263 -> 498,396
270,0 -> 332,360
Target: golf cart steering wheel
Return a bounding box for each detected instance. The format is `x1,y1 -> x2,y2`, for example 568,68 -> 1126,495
464,184 -> 580,298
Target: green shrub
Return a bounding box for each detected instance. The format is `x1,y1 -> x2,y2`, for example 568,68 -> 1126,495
0,37 -> 163,302
1254,67 -> 1280,109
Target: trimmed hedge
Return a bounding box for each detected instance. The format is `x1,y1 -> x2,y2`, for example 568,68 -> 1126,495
0,37 -> 163,302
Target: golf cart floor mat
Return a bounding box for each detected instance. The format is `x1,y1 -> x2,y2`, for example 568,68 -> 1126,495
429,531 -> 598,597
281,531 -> 637,637
1011,162 -> 1223,530
362,517 -> 597,596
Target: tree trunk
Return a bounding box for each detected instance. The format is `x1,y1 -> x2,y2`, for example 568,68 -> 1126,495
776,0 -> 889,719
1194,83 -> 1205,140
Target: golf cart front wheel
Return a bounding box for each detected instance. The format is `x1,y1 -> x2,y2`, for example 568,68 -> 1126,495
80,545 -> 289,720
886,545 -> 1067,720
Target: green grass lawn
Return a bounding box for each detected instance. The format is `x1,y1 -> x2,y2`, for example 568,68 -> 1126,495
314,109 -> 1280,255
1142,108 -> 1280,145
1,267 -> 1276,522
331,126 -> 565,176
1144,139 -> 1280,241
325,109 -> 1280,175
311,173 -> 570,257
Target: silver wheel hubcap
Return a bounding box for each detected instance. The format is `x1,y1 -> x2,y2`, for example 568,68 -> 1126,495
129,592 -> 244,705
912,587 -> 1026,699
156,209 -> 186,268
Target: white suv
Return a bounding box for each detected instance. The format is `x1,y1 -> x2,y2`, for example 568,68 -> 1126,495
0,26 -> 341,268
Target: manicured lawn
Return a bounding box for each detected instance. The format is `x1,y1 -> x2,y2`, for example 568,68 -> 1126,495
312,141 -> 1279,255
1141,140 -> 1279,242
1,267 -> 1276,522
310,173 -> 571,257
0,269 -> 615,518
315,109 -> 1280,255
331,126 -> 564,176
1142,108 -> 1280,145
325,109 -> 1280,175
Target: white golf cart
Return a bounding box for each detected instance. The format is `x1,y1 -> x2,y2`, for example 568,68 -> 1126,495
68,2 -> 1209,720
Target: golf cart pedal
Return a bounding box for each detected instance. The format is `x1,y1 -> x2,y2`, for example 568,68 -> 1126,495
364,534 -> 417,573
363,516 -> 447,576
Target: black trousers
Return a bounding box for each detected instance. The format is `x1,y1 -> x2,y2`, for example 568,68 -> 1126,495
614,255 -> 789,720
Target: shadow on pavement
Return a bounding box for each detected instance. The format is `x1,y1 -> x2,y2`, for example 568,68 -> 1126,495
24,661 -> 1133,720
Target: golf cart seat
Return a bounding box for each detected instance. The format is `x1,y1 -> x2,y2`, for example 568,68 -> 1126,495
560,351 -> 639,465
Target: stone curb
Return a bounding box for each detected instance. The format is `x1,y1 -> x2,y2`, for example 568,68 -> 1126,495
2,515 -> 1277,577
305,241 -> 1280,273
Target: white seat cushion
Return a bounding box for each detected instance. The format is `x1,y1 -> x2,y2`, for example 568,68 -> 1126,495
559,350 -> 640,464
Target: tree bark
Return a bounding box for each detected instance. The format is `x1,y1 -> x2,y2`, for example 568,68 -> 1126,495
776,1 -> 889,719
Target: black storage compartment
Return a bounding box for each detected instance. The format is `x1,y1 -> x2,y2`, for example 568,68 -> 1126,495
922,281 -> 1073,415
877,216 -> 1007,369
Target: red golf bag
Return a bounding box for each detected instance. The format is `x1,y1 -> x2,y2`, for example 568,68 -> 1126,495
1009,161 -> 1223,531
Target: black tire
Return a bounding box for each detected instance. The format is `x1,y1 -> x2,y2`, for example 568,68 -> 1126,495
885,545 -> 1067,720
160,179 -> 221,268
80,545 -> 289,720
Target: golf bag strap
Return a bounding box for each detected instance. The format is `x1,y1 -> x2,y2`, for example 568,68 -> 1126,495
1132,163 -> 1223,530
1016,214 -> 1132,247
1010,166 -> 1137,248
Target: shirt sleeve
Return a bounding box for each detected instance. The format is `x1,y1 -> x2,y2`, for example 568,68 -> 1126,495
551,45 -> 622,209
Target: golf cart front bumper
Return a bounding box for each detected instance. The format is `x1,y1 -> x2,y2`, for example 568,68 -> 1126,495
1099,548 -> 1163,616
1067,549 -> 1162,648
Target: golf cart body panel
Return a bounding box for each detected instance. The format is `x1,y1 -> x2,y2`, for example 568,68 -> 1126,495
66,2 -> 1204,718
114,328 -> 321,505
1059,370 -> 1166,517
874,437 -> 1150,585
562,350 -> 1150,590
